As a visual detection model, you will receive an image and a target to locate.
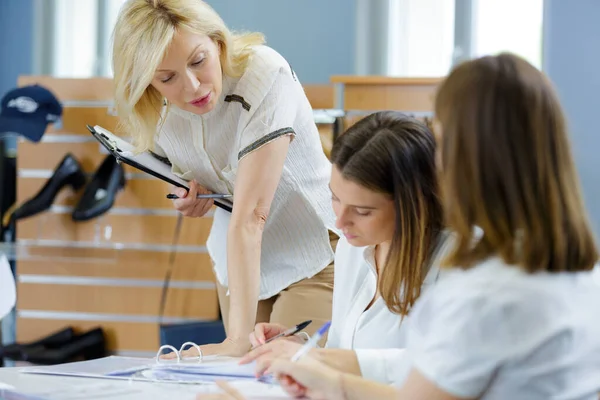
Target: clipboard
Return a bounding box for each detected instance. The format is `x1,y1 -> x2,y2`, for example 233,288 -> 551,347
86,125 -> 233,212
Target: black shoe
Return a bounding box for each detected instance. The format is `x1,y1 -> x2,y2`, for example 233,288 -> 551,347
8,154 -> 86,223
20,327 -> 106,365
71,155 -> 125,222
0,327 -> 75,360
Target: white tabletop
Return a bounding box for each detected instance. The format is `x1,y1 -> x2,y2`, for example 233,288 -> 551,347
0,364 -> 289,399
0,365 -> 196,399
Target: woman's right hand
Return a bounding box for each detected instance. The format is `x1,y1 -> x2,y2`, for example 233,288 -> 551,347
172,180 -> 214,217
248,323 -> 289,348
269,356 -> 345,400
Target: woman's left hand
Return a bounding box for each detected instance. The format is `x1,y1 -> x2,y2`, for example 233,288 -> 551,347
196,381 -> 245,400
160,338 -> 251,359
239,339 -> 304,377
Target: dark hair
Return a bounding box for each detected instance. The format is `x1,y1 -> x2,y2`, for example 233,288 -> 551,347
331,111 -> 444,315
435,52 -> 598,272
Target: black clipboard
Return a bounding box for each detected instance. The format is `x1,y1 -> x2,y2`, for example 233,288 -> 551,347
86,125 -> 233,213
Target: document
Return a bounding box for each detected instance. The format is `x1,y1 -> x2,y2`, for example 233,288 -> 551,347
20,356 -> 153,380
20,356 -> 273,385
0,380 -> 290,400
86,125 -> 233,212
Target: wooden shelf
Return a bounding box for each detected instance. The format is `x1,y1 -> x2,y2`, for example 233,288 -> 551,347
330,75 -> 443,85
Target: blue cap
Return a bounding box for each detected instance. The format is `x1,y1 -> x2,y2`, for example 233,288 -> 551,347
0,84 -> 63,142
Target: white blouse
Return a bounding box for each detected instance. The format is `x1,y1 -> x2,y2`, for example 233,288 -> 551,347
155,46 -> 336,299
325,235 -> 450,384
399,258 -> 600,399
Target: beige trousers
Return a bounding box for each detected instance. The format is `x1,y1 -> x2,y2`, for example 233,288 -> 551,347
216,231 -> 338,345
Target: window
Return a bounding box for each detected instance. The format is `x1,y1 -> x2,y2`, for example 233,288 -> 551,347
387,0 -> 456,77
52,0 -> 98,77
102,0 -> 128,76
44,0 -> 127,77
472,0 -> 544,69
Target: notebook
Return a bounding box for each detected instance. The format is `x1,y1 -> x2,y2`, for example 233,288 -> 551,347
20,342 -> 268,384
86,125 -> 233,212
20,355 -> 266,384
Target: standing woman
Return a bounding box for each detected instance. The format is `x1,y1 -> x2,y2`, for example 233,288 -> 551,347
111,0 -> 337,356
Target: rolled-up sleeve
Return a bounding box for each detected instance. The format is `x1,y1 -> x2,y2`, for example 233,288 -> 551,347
236,67 -> 298,161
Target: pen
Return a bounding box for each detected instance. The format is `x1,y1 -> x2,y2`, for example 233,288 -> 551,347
260,320 -> 312,346
290,321 -> 331,362
166,193 -> 233,200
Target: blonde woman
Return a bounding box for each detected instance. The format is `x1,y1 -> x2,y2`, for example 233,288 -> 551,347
112,0 -> 337,356
200,53 -> 600,399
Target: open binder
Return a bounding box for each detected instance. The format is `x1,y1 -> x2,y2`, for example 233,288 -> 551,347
86,125 -> 232,212
19,349 -> 269,384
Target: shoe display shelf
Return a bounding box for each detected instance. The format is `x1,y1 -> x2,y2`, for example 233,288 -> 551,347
3,76 -> 221,361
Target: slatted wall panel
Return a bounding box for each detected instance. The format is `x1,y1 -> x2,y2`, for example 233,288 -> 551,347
15,77 -> 218,356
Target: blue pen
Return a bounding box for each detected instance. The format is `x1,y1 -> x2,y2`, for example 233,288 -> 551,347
290,321 -> 331,362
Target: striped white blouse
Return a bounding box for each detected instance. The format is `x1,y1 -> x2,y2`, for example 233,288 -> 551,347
154,45 -> 337,299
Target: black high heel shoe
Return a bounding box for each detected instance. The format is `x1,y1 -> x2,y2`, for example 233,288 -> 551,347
8,153 -> 86,224
71,155 -> 125,222
0,327 -> 75,361
20,327 -> 106,365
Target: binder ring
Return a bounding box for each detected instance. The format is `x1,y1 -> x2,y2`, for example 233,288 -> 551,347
179,341 -> 202,361
155,344 -> 180,363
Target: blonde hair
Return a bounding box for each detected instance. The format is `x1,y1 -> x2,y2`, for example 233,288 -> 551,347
112,0 -> 264,151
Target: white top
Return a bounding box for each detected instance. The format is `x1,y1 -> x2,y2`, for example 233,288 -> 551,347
0,254 -> 16,319
399,257 -> 600,399
325,235 -> 451,385
155,46 -> 336,299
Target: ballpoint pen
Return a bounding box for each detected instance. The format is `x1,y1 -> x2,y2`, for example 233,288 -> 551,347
166,193 -> 233,200
290,321 -> 331,362
257,320 -> 312,347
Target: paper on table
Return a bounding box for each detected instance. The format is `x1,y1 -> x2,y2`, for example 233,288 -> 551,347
20,356 -> 273,385
197,380 -> 290,399
0,254 -> 16,319
0,382 -> 147,400
0,382 -> 15,390
153,360 -> 257,376
20,356 -> 154,380
0,380 -> 290,400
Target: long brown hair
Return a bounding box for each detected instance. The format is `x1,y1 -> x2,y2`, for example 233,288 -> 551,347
435,52 -> 599,272
331,111 -> 444,315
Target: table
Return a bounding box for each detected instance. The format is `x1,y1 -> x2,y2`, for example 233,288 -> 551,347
0,364 -> 290,399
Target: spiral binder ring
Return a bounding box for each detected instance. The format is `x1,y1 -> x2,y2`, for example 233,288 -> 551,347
179,341 -> 203,361
155,344 -> 180,363
155,342 -> 202,364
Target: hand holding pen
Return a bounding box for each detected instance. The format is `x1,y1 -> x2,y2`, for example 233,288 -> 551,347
249,320 -> 312,348
290,321 -> 331,361
266,322 -> 338,399
239,320 -> 328,377
169,180 -> 217,218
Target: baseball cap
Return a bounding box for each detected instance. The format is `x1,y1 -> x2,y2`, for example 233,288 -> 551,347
0,84 -> 63,142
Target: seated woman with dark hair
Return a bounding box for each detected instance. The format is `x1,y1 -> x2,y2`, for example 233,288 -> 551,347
240,111 -> 450,385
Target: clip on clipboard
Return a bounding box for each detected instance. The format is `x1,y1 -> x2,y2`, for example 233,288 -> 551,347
86,125 -> 233,212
